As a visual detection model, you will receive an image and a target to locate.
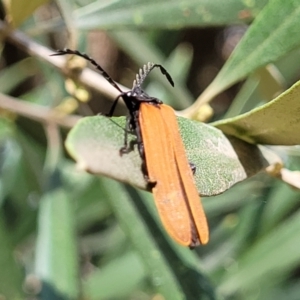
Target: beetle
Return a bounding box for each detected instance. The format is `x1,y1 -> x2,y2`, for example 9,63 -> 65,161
53,49 -> 209,247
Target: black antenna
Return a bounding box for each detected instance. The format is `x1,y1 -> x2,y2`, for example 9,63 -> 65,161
51,49 -> 123,93
52,49 -> 174,117
133,62 -> 174,88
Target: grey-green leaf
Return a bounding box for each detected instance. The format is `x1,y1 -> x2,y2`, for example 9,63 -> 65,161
212,80 -> 300,145
65,115 -> 270,196
74,0 -> 267,29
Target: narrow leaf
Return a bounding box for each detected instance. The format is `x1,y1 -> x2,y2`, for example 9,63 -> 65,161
85,251 -> 146,299
185,0 -> 300,116
98,178 -> 216,300
35,188 -> 79,299
0,213 -> 23,300
74,0 -> 267,29
219,210 -> 300,296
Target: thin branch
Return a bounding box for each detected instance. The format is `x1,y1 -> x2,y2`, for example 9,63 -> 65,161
0,20 -> 128,100
43,122 -> 62,176
0,93 -> 81,128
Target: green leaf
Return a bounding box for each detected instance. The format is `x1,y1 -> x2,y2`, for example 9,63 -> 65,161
35,187 -> 79,299
65,115 -> 270,196
219,209 -> 300,296
97,178 -> 216,300
74,0 -> 267,29
222,76 -> 260,118
260,181 -> 300,234
84,251 -> 146,299
0,212 -> 23,300
212,80 -> 300,145
219,0 -> 300,88
0,138 -> 22,205
0,117 -> 14,140
0,58 -> 39,94
185,0 -> 300,115
0,118 -> 18,204
261,280 -> 300,300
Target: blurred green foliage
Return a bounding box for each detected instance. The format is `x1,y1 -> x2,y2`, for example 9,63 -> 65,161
0,0 -> 300,300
